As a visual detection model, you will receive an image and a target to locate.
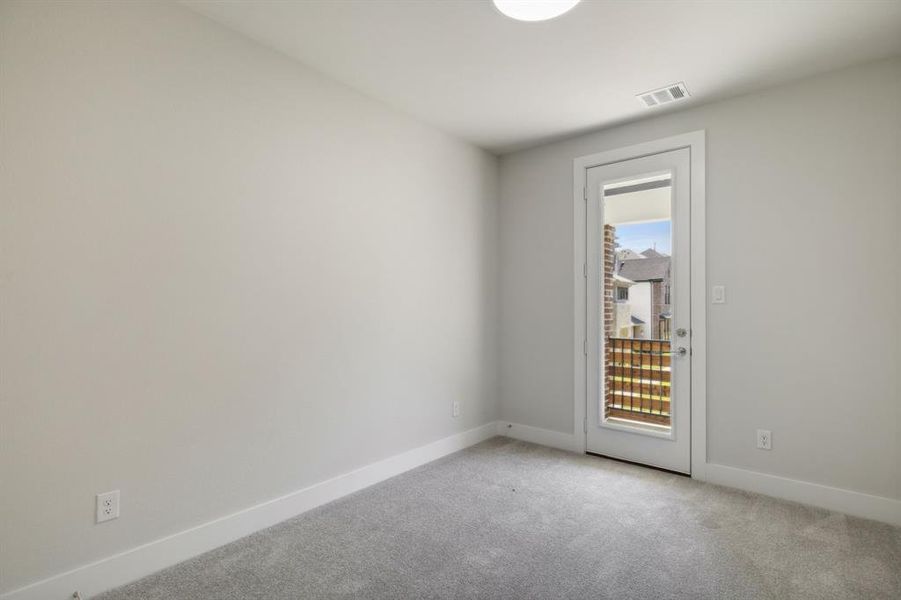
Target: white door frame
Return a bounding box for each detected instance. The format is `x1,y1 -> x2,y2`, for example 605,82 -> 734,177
573,131 -> 707,480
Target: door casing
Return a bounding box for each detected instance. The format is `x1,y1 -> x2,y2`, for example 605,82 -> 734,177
572,131 -> 707,480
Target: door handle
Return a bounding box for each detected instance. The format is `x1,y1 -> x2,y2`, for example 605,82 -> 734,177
675,347 -> 688,357
676,328 -> 688,337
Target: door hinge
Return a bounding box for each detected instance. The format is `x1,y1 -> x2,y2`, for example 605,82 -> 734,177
583,339 -> 588,356
583,417 -> 588,434
583,186 -> 587,202
583,262 -> 587,278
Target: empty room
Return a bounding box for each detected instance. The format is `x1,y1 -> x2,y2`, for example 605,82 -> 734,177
2,0 -> 900,598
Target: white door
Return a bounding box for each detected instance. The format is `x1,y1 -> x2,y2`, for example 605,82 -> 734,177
585,148 -> 691,473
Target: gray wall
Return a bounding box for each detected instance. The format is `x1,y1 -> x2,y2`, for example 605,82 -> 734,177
499,58 -> 901,499
0,1 -> 498,591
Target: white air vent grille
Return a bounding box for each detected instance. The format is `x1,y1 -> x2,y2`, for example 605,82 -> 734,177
637,82 -> 690,108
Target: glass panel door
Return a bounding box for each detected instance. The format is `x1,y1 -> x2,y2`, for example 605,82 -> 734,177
585,148 -> 691,473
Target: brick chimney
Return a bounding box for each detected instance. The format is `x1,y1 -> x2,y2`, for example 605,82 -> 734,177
603,224 -> 615,413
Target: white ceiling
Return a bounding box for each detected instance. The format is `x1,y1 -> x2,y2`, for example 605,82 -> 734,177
183,0 -> 901,154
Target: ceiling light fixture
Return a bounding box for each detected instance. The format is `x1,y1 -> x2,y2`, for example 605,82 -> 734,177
492,0 -> 582,22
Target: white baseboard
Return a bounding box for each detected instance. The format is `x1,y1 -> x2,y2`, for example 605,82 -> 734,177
494,422 -> 901,526
1,422 -> 498,600
496,421 -> 581,453
705,462 -> 901,527
9,424 -> 897,600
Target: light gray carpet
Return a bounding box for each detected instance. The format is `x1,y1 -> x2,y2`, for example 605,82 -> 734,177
97,438 -> 901,599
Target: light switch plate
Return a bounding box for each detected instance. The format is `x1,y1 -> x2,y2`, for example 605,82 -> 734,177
712,285 -> 726,304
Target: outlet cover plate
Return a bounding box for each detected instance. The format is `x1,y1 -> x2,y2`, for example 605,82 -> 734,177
756,429 -> 772,450
96,490 -> 120,523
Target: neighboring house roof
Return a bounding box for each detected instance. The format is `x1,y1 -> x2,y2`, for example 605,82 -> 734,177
616,248 -> 645,261
640,248 -> 666,258
619,256 -> 670,282
613,274 -> 634,285
631,316 -> 646,325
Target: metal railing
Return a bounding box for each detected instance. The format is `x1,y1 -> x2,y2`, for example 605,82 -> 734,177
605,337 -> 671,426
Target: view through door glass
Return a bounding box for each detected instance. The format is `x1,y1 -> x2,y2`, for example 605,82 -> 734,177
602,174 -> 672,433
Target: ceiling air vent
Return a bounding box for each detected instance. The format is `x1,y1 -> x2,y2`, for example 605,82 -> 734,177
637,82 -> 690,108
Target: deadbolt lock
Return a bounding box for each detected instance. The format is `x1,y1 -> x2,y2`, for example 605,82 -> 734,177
676,328 -> 688,337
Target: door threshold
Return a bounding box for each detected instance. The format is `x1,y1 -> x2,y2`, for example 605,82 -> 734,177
584,451 -> 690,477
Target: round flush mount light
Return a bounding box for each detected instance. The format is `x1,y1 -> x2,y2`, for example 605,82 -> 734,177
492,0 -> 582,22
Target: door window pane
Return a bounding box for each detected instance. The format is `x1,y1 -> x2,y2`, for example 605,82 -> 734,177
602,174 -> 672,429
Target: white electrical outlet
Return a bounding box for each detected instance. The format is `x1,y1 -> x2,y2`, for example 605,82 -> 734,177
96,490 -> 120,523
452,401 -> 460,418
756,429 -> 772,450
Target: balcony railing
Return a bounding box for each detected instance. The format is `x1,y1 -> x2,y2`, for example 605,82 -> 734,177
605,337 -> 671,427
